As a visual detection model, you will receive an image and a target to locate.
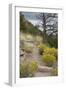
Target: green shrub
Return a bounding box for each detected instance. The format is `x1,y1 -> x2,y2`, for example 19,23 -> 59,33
28,61 -> 38,76
20,62 -> 29,77
23,46 -> 33,53
42,54 -> 56,67
55,49 -> 58,60
38,44 -> 47,55
51,68 -> 58,76
20,61 -> 38,78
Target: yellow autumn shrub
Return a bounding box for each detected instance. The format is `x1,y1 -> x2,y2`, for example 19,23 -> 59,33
38,43 -> 47,55
42,54 -> 56,67
20,60 -> 38,78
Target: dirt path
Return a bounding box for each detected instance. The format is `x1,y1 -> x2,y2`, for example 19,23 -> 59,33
35,72 -> 51,77
20,44 -> 52,77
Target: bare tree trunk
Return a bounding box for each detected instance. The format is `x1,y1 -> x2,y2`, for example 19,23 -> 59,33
42,13 -> 47,43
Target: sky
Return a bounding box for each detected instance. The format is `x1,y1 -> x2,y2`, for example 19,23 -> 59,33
21,12 -> 42,29
20,12 -> 58,32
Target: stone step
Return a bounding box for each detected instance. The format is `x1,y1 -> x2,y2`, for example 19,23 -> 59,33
38,65 -> 53,72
